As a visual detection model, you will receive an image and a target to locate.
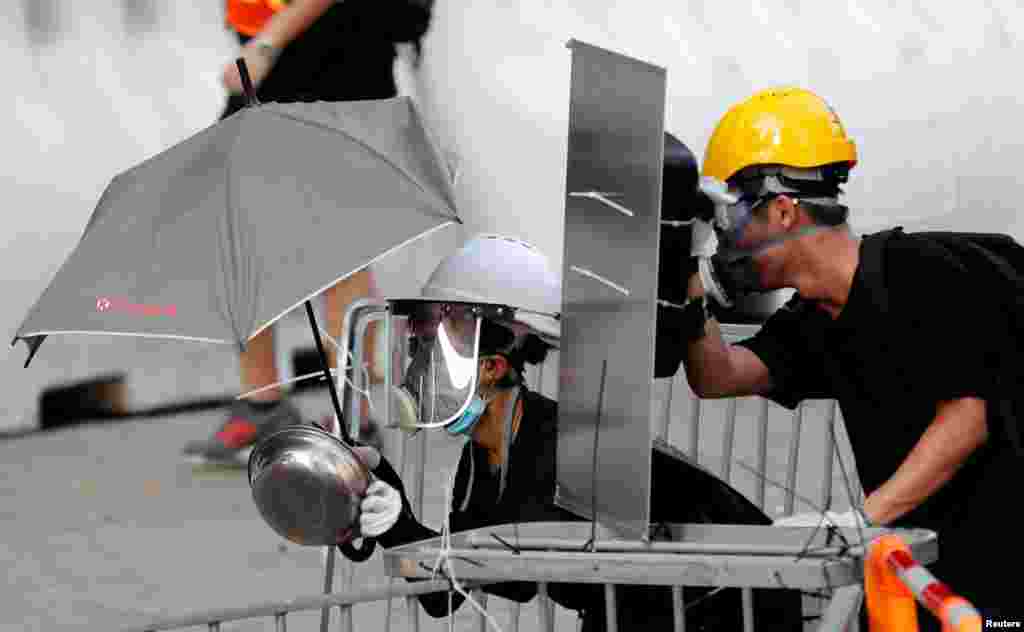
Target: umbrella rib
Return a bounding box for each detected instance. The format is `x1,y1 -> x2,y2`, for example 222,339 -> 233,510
247,219 -> 458,340
14,330 -> 236,344
263,109 -> 459,222
219,127 -> 249,346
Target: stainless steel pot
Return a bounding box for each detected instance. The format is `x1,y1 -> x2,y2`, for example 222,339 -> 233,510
248,424 -> 371,548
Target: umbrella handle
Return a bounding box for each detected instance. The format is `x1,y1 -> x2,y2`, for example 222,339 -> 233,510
236,58 -> 259,106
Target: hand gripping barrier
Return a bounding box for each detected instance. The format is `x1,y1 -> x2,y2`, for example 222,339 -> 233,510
866,534 -> 981,632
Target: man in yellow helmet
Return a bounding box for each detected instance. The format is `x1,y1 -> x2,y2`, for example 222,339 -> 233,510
669,87 -> 1018,630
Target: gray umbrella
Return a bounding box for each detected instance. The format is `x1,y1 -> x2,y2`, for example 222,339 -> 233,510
12,84 -> 460,447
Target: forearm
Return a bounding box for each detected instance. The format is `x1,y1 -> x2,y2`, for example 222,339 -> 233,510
863,398 -> 988,525
369,456 -> 438,549
682,273 -> 739,398
255,0 -> 336,48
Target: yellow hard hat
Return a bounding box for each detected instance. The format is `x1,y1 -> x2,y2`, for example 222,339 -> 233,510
702,87 -> 857,183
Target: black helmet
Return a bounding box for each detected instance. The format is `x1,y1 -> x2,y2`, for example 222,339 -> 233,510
662,132 -> 712,222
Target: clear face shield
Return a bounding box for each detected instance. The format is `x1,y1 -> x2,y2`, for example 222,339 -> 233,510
362,301 -> 511,435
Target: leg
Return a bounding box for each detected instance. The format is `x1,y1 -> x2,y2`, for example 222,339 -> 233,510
324,266 -> 379,371
183,41 -> 305,465
324,267 -> 382,445
240,324 -> 281,401
183,321 -> 302,466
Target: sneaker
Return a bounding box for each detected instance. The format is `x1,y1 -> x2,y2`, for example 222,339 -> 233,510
183,398 -> 304,467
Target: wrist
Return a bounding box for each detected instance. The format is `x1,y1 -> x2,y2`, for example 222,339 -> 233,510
860,497 -> 882,526
856,508 -> 874,527
249,36 -> 281,62
686,269 -> 706,299
680,294 -> 711,342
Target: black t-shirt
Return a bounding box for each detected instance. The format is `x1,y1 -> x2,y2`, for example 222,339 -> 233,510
223,0 -> 408,118
376,388 -> 803,631
735,229 -> 1018,613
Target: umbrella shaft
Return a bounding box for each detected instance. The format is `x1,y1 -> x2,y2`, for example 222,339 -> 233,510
304,301 -> 351,445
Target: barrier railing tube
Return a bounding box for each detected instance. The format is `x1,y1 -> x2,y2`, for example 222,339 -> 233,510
866,534 -> 981,632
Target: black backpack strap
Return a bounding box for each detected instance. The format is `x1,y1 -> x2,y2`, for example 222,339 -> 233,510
857,226 -> 904,317
894,231 -> 1024,457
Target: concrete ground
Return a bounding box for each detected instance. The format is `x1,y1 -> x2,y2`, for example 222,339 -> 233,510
0,386 -> 592,632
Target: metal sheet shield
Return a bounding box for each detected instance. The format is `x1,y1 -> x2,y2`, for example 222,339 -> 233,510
555,40 -> 666,540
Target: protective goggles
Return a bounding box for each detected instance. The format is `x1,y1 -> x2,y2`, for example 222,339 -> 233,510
697,176 -> 777,244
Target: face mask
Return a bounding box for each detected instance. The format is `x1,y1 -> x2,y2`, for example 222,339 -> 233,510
403,338 -> 475,425
445,356 -> 502,436
367,382 -> 486,437
710,245 -> 768,296
444,393 -> 490,436
709,222 -> 840,302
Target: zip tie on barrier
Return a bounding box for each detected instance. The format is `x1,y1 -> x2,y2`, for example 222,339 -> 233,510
428,467 -> 503,632
866,534 -> 982,632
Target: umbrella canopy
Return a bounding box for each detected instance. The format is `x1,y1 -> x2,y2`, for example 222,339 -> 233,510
13,97 -> 460,366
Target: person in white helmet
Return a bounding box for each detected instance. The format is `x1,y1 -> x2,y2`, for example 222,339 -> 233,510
346,231 -> 804,631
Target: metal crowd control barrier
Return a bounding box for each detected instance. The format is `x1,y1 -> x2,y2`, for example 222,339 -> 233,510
383,522 -> 937,632
123,322 -> 947,632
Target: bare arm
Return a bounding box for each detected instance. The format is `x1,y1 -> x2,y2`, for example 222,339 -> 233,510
862,397 -> 988,525
683,273 -> 774,399
253,0 -> 337,49
223,0 -> 338,93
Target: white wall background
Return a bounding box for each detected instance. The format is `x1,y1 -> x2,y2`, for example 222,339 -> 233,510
1,3 -> 234,430
0,1 -> 458,431
411,0 -> 1024,272
2,1 -> 1021,431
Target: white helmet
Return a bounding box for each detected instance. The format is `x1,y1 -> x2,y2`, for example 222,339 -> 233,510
416,234 -> 561,346
363,234 -> 560,434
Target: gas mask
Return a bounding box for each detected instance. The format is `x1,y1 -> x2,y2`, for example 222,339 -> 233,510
363,301 -> 513,436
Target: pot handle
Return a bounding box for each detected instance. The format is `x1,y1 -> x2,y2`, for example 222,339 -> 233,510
339,536 -> 377,562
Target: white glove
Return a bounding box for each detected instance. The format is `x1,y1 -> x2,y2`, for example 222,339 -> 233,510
774,509 -> 871,528
689,219 -> 733,308
359,479 -> 402,537
690,218 -> 719,258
